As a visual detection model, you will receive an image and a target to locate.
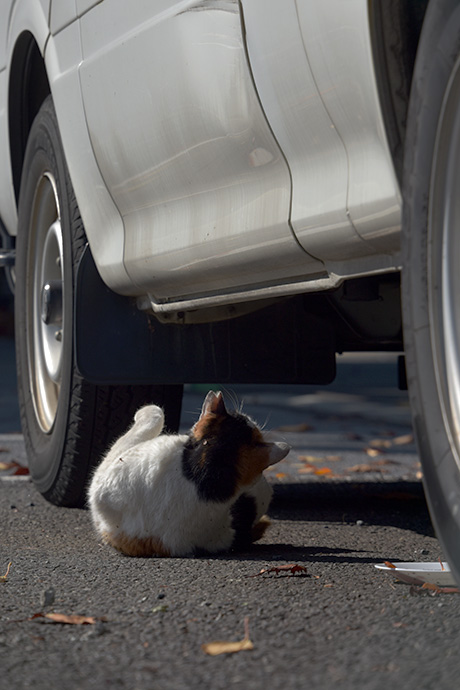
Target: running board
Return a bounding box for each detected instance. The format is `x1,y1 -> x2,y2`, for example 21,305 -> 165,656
0,249 -> 15,267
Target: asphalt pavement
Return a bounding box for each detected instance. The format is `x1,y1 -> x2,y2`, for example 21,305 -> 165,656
2,334 -> 460,690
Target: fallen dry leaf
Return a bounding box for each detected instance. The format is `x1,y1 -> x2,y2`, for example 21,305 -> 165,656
0,461 -> 29,475
419,583 -> 460,594
30,612 -> 102,625
298,455 -> 324,463
346,462 -> 389,474
202,618 -> 253,656
299,465 -> 336,475
298,466 -> 316,474
46,613 -> 100,625
249,563 -> 308,577
369,439 -> 393,449
365,447 -> 384,457
392,434 -> 414,446
0,561 -> 11,582
275,472 -> 287,479
384,561 -> 397,569
276,422 -> 313,433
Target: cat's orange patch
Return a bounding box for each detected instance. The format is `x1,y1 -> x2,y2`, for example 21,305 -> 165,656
192,412 -> 223,442
102,531 -> 171,558
236,428 -> 271,488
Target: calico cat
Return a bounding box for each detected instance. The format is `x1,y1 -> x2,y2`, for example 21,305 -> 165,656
87,391 -> 290,557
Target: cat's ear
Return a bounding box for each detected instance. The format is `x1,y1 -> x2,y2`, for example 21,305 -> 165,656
200,390 -> 227,418
266,441 -> 291,466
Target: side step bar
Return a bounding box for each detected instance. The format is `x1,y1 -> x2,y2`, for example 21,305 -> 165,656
0,249 -> 15,267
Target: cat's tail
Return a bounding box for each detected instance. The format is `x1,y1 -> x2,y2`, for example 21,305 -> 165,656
107,404 -> 165,458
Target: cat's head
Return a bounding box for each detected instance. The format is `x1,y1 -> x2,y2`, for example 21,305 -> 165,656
188,391 -> 290,494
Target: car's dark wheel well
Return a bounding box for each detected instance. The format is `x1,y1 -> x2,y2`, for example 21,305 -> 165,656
8,32 -> 50,202
370,0 -> 430,185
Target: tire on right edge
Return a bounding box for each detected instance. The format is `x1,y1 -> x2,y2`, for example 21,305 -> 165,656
402,0 -> 460,584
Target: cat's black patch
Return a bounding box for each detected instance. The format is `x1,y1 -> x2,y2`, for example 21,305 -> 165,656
230,493 -> 257,549
181,411 -> 255,502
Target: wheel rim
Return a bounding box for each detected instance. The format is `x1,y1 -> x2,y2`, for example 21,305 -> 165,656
27,172 -> 65,433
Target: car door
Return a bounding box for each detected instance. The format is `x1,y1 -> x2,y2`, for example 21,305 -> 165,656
77,0 -> 324,304
241,0 -> 401,265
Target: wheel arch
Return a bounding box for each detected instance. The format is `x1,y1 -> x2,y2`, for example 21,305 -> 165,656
369,0 -> 429,186
8,31 -> 51,203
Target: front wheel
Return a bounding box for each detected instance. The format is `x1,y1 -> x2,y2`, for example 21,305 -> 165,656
15,96 -> 182,507
402,0 -> 460,584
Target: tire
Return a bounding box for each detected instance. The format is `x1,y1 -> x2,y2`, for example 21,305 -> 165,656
402,0 -> 460,584
15,96 -> 183,507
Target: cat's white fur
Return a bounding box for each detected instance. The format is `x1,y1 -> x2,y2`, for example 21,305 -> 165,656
87,402 -> 281,556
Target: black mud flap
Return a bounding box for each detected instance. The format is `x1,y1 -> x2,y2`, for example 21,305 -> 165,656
75,246 -> 336,385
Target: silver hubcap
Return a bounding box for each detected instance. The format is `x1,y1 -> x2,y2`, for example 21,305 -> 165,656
27,173 -> 64,433
430,55 -> 460,471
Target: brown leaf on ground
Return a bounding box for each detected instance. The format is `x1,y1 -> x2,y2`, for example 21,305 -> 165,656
299,464 -> 336,476
202,618 -> 254,656
298,465 -> 316,474
392,434 -> 414,446
298,454 -> 341,462
46,613 -> 100,625
415,583 -> 460,595
0,562 -> 12,582
369,439 -> 393,449
276,422 -> 313,433
298,455 -> 324,463
365,448 -> 385,457
249,564 -> 309,577
0,461 -> 29,475
384,561 -> 397,569
30,612 -> 103,625
346,463 -> 389,474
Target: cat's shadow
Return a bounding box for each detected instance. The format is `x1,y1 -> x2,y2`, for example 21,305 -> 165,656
200,542 -> 384,565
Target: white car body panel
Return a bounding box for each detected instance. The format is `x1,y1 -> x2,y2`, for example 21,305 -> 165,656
0,69 -> 15,232
295,1 -> 401,254
78,0 -> 324,302
242,0 -> 401,266
241,0 -> 368,263
0,0 -> 402,307
46,20 -> 132,290
0,0 -> 50,234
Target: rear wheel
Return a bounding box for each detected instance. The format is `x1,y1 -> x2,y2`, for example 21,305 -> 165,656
402,0 -> 460,584
15,96 -> 182,507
